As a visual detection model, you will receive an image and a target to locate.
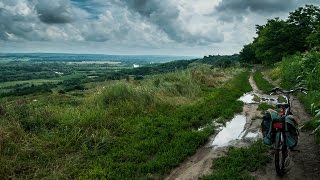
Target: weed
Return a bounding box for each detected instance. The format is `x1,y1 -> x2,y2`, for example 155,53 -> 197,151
200,141 -> 270,180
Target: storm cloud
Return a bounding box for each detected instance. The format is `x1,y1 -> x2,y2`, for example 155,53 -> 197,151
118,0 -> 223,44
1,0 -> 320,55
216,0 -> 295,14
35,0 -> 75,24
214,0 -> 320,22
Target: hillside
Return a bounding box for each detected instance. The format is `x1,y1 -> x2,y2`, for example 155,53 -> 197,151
0,57 -> 252,178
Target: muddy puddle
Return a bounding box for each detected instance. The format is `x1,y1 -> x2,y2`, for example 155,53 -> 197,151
210,115 -> 247,148
238,92 -> 287,104
209,91 -> 277,149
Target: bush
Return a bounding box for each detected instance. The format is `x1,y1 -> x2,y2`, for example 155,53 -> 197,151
276,51 -> 320,142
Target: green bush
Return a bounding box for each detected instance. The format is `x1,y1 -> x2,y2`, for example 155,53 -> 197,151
276,51 -> 320,142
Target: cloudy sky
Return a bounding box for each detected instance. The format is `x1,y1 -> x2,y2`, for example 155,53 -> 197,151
1,0 -> 320,56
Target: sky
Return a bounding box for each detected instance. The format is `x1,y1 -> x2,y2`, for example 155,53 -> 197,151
1,0 -> 320,56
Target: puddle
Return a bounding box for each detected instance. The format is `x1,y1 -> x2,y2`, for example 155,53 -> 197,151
211,115 -> 246,148
238,93 -> 256,104
245,131 -> 259,138
238,92 -> 287,105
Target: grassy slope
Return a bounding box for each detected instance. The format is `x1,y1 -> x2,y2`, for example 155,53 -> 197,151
0,66 -> 251,179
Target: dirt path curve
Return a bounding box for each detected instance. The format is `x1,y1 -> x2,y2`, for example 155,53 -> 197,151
165,72 -> 264,180
253,73 -> 320,180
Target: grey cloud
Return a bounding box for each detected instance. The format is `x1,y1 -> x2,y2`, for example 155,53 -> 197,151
0,0 -> 90,41
216,0 -> 294,13
35,0 -> 76,24
0,6 -> 37,41
119,0 -> 223,45
214,0 -> 320,22
84,33 -> 109,42
215,0 -> 296,22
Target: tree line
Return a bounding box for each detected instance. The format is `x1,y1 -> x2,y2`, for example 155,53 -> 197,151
240,5 -> 320,64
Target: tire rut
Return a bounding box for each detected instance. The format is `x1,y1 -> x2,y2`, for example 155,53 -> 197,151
165,72 -> 264,180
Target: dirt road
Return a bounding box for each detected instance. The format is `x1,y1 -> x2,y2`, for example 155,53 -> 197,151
253,74 -> 320,180
166,72 -> 320,180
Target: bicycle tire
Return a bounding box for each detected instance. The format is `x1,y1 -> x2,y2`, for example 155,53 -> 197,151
274,131 -> 287,176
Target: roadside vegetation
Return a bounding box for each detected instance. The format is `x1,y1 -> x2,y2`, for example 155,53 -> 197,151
0,63 -> 252,179
253,71 -> 274,93
201,141 -> 270,180
270,51 -> 320,142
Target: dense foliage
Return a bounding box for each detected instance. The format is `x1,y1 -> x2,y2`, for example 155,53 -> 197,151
240,5 -> 320,64
197,54 -> 239,68
0,62 -> 72,82
270,51 -> 320,141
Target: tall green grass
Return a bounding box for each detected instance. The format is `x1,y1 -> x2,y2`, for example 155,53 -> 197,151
0,67 -> 252,179
253,71 -> 274,93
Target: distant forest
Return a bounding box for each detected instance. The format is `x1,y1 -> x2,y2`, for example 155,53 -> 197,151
197,54 -> 239,68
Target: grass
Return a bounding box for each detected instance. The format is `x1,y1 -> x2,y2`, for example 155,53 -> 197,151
0,66 -> 252,179
0,79 -> 61,88
271,51 -> 320,142
258,102 -> 274,112
200,141 -> 270,180
253,71 -> 274,93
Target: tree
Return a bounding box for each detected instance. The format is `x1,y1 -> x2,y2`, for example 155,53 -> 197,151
239,43 -> 259,64
240,5 -> 320,65
253,18 -> 293,64
306,25 -> 320,48
287,4 -> 320,51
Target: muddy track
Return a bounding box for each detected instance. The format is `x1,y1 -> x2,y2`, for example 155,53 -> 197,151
166,71 -> 320,180
253,73 -> 320,180
165,72 -> 265,180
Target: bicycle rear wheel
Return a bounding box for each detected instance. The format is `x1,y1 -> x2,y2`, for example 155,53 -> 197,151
274,131 -> 287,176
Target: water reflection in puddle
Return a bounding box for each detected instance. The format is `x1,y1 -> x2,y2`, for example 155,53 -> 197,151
245,131 -> 259,138
211,115 -> 246,148
238,93 -> 256,104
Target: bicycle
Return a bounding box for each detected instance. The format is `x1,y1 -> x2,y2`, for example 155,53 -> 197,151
263,87 -> 307,176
